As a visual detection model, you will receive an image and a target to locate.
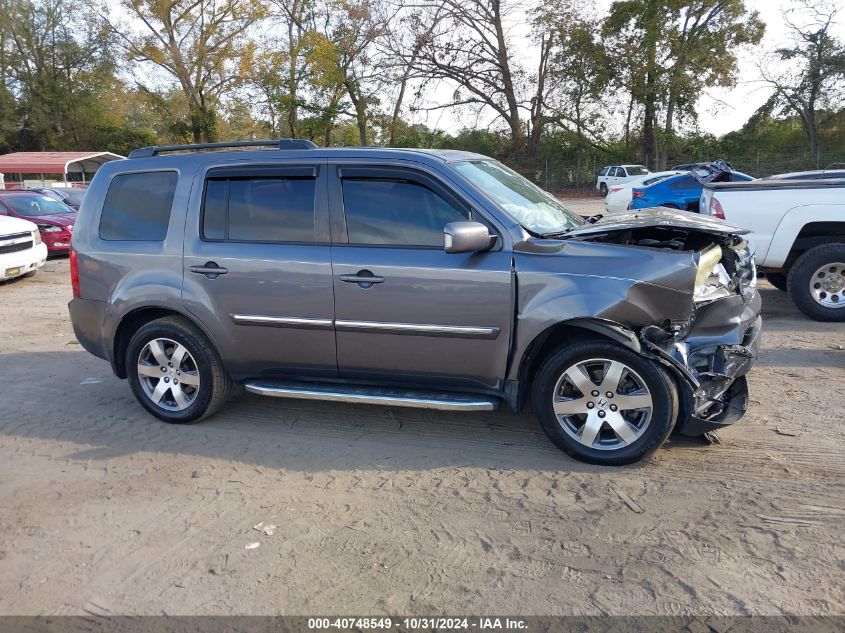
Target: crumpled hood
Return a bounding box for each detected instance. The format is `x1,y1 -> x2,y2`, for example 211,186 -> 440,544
566,208 -> 748,237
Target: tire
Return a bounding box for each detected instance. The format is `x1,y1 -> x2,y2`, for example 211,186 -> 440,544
599,183 -> 608,197
787,243 -> 845,322
126,316 -> 231,423
661,203 -> 680,209
532,341 -> 677,465
765,272 -> 788,292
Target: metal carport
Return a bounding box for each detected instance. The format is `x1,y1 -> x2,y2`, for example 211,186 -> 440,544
0,151 -> 125,187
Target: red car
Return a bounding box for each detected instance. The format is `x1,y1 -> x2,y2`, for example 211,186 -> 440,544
0,191 -> 75,254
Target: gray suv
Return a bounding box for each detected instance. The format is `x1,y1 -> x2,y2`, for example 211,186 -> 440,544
68,140 -> 761,465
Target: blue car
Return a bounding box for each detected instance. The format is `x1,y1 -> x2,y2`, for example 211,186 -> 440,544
630,170 -> 753,213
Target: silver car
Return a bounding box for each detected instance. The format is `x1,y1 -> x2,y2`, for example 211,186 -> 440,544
68,140 -> 761,465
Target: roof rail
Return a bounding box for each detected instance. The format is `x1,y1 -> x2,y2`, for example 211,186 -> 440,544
128,139 -> 318,159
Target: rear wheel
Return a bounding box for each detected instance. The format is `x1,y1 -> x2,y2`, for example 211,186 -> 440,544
765,272 -> 788,292
787,243 -> 845,322
126,316 -> 231,423
532,341 -> 677,465
599,182 -> 608,197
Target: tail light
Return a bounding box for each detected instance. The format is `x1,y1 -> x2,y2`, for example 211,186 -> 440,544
709,196 -> 726,220
632,190 -> 644,198
70,247 -> 80,298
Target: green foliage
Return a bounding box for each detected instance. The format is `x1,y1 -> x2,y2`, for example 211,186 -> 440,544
0,0 -> 118,150
87,123 -> 157,157
0,0 -> 840,187
603,0 -> 765,168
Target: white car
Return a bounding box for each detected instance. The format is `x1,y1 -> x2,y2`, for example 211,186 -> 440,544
0,215 -> 48,281
700,178 -> 845,321
596,164 -> 650,196
604,171 -> 684,213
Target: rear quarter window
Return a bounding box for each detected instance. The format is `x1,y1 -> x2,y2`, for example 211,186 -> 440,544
669,176 -> 696,190
99,171 -> 178,241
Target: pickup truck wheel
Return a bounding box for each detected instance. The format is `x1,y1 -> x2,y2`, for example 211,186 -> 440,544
599,183 -> 608,197
126,316 -> 231,423
765,272 -> 787,292
787,244 -> 845,322
532,342 -> 676,465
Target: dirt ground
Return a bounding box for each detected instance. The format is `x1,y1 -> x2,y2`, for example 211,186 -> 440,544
0,255 -> 843,617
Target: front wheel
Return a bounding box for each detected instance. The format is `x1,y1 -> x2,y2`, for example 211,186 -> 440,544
787,243 -> 845,322
126,316 -> 232,423
532,342 -> 677,465
599,182 -> 608,197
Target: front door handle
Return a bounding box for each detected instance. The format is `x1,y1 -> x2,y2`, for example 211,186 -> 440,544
339,270 -> 384,288
190,262 -> 228,279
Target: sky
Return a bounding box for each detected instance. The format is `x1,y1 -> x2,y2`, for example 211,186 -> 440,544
415,0 -> 845,138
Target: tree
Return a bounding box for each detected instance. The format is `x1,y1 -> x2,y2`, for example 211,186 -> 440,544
261,0 -> 316,137
0,0 -> 116,149
535,1 -> 610,183
331,0 -> 390,145
106,0 -> 265,143
410,0 -> 529,160
760,0 -> 845,164
379,1 -> 446,146
604,0 -> 763,169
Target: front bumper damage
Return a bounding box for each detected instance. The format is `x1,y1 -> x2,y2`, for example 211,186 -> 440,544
640,291 -> 762,436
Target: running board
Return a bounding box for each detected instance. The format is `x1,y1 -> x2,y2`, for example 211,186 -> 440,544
244,380 -> 499,412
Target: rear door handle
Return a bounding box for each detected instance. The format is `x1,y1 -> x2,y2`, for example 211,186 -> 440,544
190,262 -> 228,278
339,270 -> 384,287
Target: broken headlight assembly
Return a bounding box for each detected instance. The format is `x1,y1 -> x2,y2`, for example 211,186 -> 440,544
694,244 -> 757,303
694,245 -> 731,302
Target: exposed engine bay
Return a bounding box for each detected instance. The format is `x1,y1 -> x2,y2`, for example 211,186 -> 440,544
585,228 -> 760,436
516,209 -> 762,436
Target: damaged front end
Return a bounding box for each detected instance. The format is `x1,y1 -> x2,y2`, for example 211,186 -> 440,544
566,210 -> 763,436
640,292 -> 761,436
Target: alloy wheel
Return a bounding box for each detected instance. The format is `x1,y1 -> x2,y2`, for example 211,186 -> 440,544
552,358 -> 653,450
137,337 -> 201,411
809,262 -> 845,308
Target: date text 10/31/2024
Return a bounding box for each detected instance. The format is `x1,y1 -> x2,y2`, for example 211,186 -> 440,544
307,617 -> 528,630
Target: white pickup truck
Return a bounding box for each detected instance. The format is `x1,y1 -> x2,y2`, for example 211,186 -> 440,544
700,179 -> 845,321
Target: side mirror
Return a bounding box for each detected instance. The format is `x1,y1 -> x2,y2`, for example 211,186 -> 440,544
444,221 -> 494,254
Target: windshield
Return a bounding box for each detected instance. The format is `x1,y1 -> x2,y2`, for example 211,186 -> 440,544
626,165 -> 649,176
52,188 -> 85,204
4,194 -> 72,217
453,160 -> 583,235
642,174 -> 675,187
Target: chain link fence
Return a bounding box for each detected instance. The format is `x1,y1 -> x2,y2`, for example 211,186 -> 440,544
518,150 -> 844,193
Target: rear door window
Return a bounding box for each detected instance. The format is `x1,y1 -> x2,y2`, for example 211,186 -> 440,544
202,174 -> 317,243
99,171 -> 178,241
